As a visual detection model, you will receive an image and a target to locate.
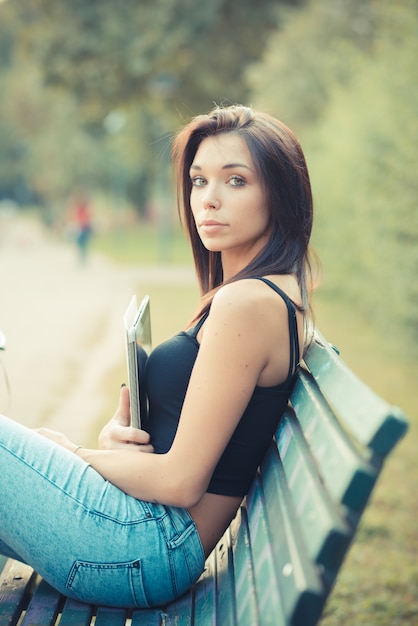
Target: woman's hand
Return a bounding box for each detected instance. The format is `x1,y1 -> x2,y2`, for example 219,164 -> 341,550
98,385 -> 154,453
34,427 -> 77,452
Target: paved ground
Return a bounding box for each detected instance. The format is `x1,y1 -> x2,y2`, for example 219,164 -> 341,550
0,214 -> 194,444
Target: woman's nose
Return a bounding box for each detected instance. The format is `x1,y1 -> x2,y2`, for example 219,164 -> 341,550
202,186 -> 220,209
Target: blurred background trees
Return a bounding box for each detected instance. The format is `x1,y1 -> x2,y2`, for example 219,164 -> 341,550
0,0 -> 416,358
248,0 -> 418,358
0,0 -> 295,213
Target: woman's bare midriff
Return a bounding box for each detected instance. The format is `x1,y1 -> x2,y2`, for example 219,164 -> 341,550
188,492 -> 243,557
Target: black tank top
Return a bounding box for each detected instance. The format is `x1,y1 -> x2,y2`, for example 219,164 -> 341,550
144,277 -> 300,497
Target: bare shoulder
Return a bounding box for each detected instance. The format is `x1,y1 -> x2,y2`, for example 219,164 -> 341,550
200,276 -> 302,386
206,276 -> 298,336
212,275 -> 301,314
210,278 -> 278,320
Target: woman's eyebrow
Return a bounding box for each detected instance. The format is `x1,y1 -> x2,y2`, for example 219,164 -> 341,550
190,162 -> 254,171
222,162 -> 253,171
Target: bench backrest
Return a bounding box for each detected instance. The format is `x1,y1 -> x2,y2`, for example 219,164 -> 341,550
187,332 -> 409,626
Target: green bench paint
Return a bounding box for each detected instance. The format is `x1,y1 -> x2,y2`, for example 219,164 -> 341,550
0,332 -> 408,626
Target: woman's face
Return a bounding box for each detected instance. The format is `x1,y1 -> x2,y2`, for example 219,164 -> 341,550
190,133 -> 270,271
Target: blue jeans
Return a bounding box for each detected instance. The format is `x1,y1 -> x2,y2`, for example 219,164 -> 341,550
0,414 -> 205,608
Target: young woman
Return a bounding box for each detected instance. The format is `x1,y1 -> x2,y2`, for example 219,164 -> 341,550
0,105 -> 314,608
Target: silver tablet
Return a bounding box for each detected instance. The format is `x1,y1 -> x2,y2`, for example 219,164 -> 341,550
124,295 -> 152,429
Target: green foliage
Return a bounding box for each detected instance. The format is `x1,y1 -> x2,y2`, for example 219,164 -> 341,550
1,0 -> 293,124
0,67 -> 99,202
0,0 -> 295,212
247,0 -> 376,133
248,0 -> 418,360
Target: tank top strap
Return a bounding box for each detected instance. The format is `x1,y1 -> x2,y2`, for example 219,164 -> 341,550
253,277 -> 300,378
189,310 -> 210,339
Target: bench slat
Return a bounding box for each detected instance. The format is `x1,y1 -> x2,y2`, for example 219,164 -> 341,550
276,413 -> 351,572
246,479 -> 285,625
230,509 -> 259,626
131,612 -> 162,626
304,335 -> 408,455
0,558 -> 8,577
193,550 -> 216,625
0,559 -> 36,626
20,579 -> 62,626
95,607 -> 128,625
160,595 -> 192,626
259,445 -> 324,626
291,370 -> 378,511
58,598 -> 94,626
215,528 -> 236,626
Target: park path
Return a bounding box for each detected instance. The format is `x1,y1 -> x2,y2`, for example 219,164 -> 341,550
0,214 -> 193,444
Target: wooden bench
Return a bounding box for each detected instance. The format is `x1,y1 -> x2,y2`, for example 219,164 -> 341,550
0,332 -> 409,626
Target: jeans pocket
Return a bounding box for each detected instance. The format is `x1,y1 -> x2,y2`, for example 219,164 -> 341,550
66,558 -> 150,608
166,522 -> 205,598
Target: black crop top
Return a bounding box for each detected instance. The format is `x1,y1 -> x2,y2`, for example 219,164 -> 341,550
143,277 -> 300,497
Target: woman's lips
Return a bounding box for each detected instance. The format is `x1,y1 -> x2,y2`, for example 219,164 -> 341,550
199,220 -> 226,233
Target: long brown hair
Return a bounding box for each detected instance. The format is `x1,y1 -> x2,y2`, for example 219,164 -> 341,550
172,105 -> 316,318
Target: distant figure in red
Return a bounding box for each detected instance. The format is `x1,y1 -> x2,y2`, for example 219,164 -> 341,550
73,194 -> 93,264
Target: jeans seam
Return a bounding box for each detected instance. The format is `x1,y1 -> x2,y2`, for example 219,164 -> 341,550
2,444 -> 154,525
157,515 -> 178,599
1,444 -> 86,509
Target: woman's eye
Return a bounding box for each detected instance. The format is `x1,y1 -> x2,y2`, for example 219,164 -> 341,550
191,176 -> 206,187
229,176 -> 245,187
